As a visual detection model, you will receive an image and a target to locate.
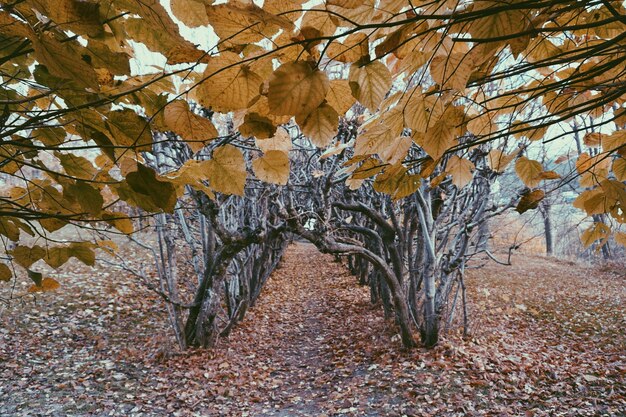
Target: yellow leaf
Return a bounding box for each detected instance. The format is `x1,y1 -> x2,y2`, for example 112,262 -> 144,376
246,96 -> 291,126
573,189 -> 607,216
349,61 -> 392,112
467,112 -> 498,137
526,35 -> 562,63
327,0 -> 362,7
0,217 -> 20,241
430,53 -> 475,91
197,52 -> 263,112
352,158 -> 385,180
415,120 -> 456,160
615,232 -> 626,247
581,222 -> 610,248
0,263 -> 11,282
11,245 -> 46,268
326,33 -> 368,63
372,163 -> 420,200
164,101 -> 218,152
516,189 -> 545,214
67,181 -> 103,216
430,172 -> 447,188
55,152 -> 97,180
536,171 -> 561,180
28,0 -> 103,36
207,145 -> 247,195
126,164 -> 178,212
239,113 -> 277,139
105,109 -> 153,150
613,157 -> 626,181
576,153 -> 610,187
268,61 -> 329,119
166,159 -> 215,199
515,156 -> 544,188
300,5 -> 337,36
320,140 -> 354,160
206,2 -> 292,45
326,80 -> 356,115
468,1 -> 529,43
102,212 -> 135,235
252,150 -> 290,185
602,130 -> 626,153
402,89 -> 428,133
300,103 -> 339,148
512,123 -> 547,141
170,0 -> 211,28
256,127 -> 292,154
68,242 -> 96,266
44,247 -> 70,268
583,132 -> 603,147
326,0 -> 376,26
446,156 -> 475,189
346,177 -> 364,190
264,0 -> 305,16
614,107 -> 626,127
488,149 -> 516,173
393,174 -> 421,200
380,136 -> 412,164
28,277 -> 61,293
96,240 -> 119,256
32,34 -> 99,90
355,124 -> 394,157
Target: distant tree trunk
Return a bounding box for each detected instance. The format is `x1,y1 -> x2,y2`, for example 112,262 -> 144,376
422,262 -> 439,347
540,202 -> 554,256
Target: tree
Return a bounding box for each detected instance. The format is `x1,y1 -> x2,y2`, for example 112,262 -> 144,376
1,0 -> 625,347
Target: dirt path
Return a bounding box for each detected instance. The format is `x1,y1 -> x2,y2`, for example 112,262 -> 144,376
1,242 -> 624,416
233,243 -> 400,416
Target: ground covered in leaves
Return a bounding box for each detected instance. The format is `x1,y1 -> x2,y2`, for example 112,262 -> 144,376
1,242 -> 624,416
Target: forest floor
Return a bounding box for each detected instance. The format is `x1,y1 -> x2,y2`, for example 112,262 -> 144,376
0,242 -> 624,416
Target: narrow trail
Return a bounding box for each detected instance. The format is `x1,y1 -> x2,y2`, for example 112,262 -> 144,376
225,242 -> 398,416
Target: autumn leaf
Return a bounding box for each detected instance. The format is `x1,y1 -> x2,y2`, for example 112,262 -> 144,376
197,53 -> 264,113
268,61 -> 329,119
105,109 -> 153,150
515,156 -> 544,188
580,222 -> 610,248
300,103 -> 339,148
206,145 -> 247,196
102,212 -> 135,235
430,53 -> 475,91
415,120 -> 456,161
126,164 -> 178,212
326,80 -> 357,115
0,263 -> 11,282
613,157 -> 626,181
28,277 -> 61,293
256,128 -> 293,154
66,181 -> 103,216
164,101 -> 218,152
252,151 -> 290,185
372,163 -> 420,200
516,189 -> 545,214
402,89 -> 429,133
170,0 -> 211,27
349,61 -> 392,112
446,156 -> 474,188
239,113 -> 277,139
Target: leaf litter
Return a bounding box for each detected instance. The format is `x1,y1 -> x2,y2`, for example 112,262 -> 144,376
0,243 -> 624,416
